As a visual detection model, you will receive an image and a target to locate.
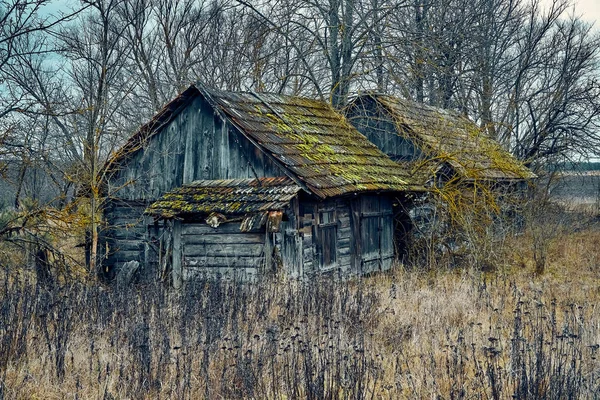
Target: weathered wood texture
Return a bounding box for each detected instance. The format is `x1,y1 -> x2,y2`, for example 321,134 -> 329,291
359,195 -> 394,274
346,97 -> 421,162
102,194 -> 398,281
298,198 -> 354,276
101,93 -> 404,281
169,194 -> 396,281
100,199 -> 149,274
180,221 -> 268,280
296,195 -> 395,277
172,220 -> 183,288
107,95 -> 286,201
276,197 -> 302,277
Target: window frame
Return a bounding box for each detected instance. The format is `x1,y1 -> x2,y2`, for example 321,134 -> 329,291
316,206 -> 337,269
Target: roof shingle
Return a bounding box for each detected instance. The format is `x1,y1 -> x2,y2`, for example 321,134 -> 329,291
353,94 -> 536,181
201,86 -> 423,197
145,177 -> 301,218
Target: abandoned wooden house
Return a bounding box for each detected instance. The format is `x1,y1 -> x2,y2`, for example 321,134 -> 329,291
345,94 -> 536,187
100,84 -> 424,284
345,94 -> 536,244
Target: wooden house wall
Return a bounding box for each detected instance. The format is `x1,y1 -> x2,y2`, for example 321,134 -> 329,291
180,221 -> 268,281
100,199 -> 150,277
347,99 -> 421,162
296,198 -> 353,276
358,195 -> 394,273
102,194 -> 398,281
290,194 -> 395,277
102,93 -> 288,275
107,95 -> 286,202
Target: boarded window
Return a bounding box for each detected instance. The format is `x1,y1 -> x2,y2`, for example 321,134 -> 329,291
317,209 -> 337,268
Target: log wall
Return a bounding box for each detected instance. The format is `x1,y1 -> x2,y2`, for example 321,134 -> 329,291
180,221 -> 268,281
100,199 -> 149,279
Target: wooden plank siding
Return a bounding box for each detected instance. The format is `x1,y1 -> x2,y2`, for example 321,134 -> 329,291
346,97 -> 421,162
359,195 -> 395,274
297,198 -> 355,277
100,199 -> 149,276
102,186 -> 398,282
102,94 -> 288,275
100,87 -> 412,282
107,95 -> 286,202
180,222 -> 268,280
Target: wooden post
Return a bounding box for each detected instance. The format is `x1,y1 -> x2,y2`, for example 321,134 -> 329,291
264,230 -> 272,275
172,220 -> 183,289
350,197 -> 363,275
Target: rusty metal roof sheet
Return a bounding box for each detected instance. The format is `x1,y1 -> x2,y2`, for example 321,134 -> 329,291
145,177 -> 301,218
350,94 -> 536,181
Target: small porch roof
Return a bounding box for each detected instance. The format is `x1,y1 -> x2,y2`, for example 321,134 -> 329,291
146,176 -> 301,218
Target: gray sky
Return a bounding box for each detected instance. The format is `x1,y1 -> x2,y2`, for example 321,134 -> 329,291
572,0 -> 600,25
539,0 -> 599,26
39,0 -> 76,17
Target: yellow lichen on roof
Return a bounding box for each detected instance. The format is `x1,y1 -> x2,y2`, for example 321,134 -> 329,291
375,95 -> 536,181
145,177 -> 302,218
203,88 -> 423,198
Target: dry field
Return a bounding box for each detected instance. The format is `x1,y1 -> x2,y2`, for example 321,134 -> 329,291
548,172 -> 600,212
1,207 -> 600,399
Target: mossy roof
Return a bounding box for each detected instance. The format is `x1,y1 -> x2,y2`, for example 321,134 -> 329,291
199,86 -> 423,197
145,177 -> 301,218
103,84 -> 425,199
351,94 -> 536,181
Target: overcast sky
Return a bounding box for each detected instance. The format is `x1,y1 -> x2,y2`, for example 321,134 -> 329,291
570,0 -> 600,25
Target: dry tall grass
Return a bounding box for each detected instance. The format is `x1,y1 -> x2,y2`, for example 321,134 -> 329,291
1,212 -> 600,399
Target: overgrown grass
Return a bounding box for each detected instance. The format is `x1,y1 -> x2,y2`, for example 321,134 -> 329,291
1,214 -> 600,399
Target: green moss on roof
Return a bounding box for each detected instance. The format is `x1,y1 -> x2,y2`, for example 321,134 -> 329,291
203,87 -> 424,197
359,95 -> 536,181
146,177 -> 301,218
104,85 -> 427,200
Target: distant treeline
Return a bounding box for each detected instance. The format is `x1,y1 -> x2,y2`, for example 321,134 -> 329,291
550,162 -> 600,172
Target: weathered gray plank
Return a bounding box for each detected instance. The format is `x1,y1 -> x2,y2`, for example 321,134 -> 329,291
182,108 -> 196,183
363,251 -> 382,263
108,250 -> 142,262
203,111 -> 215,180
338,216 -> 350,229
338,236 -> 351,247
303,247 -> 314,263
302,234 -> 313,248
111,240 -> 143,252
182,223 -> 258,235
183,266 -> 257,281
338,254 -> 351,268
110,230 -> 145,240
338,246 -> 351,257
184,243 -> 264,257
105,219 -> 146,231
172,221 -> 182,288
184,256 -> 264,268
184,233 -> 264,245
